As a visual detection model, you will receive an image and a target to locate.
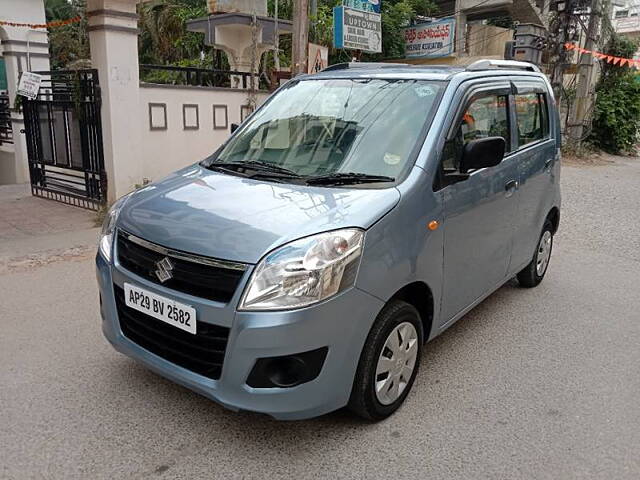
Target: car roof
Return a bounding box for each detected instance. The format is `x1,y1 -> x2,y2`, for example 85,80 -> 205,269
300,61 -> 546,82
304,64 -> 461,81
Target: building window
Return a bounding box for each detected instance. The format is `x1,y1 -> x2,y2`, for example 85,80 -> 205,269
148,103 -> 167,131
241,105 -> 254,122
213,105 -> 228,130
615,9 -> 629,18
183,104 -> 199,130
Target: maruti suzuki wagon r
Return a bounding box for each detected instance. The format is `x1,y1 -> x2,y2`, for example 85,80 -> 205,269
96,60 -> 561,420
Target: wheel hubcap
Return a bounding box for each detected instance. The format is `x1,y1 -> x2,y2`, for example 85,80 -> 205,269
536,230 -> 552,276
374,322 -> 418,406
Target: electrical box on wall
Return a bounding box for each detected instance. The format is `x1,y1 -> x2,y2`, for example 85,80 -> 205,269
505,23 -> 546,66
207,0 -> 267,16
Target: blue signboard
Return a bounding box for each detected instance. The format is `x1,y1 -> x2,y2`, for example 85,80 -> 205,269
334,6 -> 382,53
343,0 -> 381,14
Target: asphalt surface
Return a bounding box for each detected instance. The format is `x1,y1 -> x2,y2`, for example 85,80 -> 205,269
1,156 -> 639,479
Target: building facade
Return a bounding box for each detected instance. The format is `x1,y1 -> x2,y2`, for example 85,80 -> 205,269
612,3 -> 640,59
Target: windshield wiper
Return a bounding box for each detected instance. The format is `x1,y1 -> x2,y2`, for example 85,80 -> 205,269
206,163 -> 252,177
208,161 -> 301,178
305,172 -> 395,186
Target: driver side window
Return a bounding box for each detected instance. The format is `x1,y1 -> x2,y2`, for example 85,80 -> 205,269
442,94 -> 510,173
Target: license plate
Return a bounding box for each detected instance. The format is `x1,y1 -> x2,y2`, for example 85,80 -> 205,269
124,283 -> 196,334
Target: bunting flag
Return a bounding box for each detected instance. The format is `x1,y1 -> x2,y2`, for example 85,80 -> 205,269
0,16 -> 82,29
564,42 -> 640,69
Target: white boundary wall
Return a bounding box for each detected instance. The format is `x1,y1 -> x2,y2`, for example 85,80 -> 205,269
87,0 -> 277,201
138,84 -> 269,183
0,0 -> 50,185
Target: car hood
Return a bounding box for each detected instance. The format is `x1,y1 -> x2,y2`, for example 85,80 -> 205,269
117,164 -> 401,264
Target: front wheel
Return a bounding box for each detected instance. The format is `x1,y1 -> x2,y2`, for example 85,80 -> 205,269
348,300 -> 423,421
517,219 -> 554,288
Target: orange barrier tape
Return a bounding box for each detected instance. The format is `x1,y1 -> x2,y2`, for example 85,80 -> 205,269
564,42 -> 640,68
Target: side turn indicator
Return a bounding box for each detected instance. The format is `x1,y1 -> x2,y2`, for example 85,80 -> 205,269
428,220 -> 439,231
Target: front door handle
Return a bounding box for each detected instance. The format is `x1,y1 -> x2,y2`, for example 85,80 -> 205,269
505,180 -> 518,191
544,157 -> 553,169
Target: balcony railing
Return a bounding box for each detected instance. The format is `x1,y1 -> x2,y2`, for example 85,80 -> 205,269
0,94 -> 12,146
139,64 -> 269,90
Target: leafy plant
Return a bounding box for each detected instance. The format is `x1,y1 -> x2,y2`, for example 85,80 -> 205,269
590,34 -> 640,154
138,0 -> 209,65
46,0 -> 439,76
45,0 -> 90,69
299,0 -> 438,65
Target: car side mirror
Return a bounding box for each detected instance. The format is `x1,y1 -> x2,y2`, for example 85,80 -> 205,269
459,137 -> 505,174
230,123 -> 239,133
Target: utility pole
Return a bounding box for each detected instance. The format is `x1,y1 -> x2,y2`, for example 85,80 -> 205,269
292,0 -> 310,76
310,0 -> 317,44
550,0 -> 578,102
567,0 -> 601,144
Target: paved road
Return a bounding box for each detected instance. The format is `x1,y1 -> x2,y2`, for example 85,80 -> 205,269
1,157 -> 639,479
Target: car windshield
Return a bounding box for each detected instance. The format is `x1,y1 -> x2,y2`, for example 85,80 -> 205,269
210,78 -> 444,182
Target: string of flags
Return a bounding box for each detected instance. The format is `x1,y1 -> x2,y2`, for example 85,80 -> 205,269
0,16 -> 82,29
564,42 -> 640,69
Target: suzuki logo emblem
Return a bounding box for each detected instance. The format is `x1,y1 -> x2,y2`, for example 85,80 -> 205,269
154,257 -> 174,283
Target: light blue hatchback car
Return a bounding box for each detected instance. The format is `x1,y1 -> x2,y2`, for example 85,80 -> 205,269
96,60 -> 561,420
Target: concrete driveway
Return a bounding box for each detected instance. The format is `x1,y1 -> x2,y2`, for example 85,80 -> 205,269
1,156 -> 639,479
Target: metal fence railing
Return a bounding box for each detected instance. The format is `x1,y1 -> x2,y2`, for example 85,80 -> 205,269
139,64 -> 268,90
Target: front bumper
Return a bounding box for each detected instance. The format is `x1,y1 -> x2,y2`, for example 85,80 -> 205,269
96,253 -> 384,420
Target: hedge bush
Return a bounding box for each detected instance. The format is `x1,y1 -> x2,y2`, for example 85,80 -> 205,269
590,35 -> 640,154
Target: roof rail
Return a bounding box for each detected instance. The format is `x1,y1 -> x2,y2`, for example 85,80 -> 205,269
466,59 -> 541,73
322,62 -> 409,72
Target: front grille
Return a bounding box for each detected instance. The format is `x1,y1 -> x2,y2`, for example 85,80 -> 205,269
114,285 -> 229,380
116,230 -> 246,303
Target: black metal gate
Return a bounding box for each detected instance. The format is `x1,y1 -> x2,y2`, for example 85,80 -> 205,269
22,70 -> 106,209
0,93 -> 12,146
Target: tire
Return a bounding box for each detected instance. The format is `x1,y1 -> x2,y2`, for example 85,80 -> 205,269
348,300 -> 423,421
517,219 -> 554,288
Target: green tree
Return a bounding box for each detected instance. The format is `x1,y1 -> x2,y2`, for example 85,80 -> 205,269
45,0 -> 76,21
45,0 -> 90,69
286,0 -> 438,65
590,34 -> 640,153
45,0 -> 440,72
138,0 -> 209,65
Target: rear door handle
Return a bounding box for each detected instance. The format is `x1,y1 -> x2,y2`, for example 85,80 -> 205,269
544,157 -> 553,169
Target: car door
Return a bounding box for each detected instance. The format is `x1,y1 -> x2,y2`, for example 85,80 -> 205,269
508,81 -> 558,270
436,82 -> 520,325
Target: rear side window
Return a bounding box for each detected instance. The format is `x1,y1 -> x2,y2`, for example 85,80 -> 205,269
442,93 -> 510,172
515,93 -> 549,148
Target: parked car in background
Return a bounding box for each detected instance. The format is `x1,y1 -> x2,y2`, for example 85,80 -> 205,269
96,60 -> 561,420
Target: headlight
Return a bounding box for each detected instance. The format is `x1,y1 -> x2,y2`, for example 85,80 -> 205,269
98,194 -> 131,262
239,228 -> 365,311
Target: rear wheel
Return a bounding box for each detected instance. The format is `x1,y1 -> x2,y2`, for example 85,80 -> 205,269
348,300 -> 423,420
517,219 -> 554,288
